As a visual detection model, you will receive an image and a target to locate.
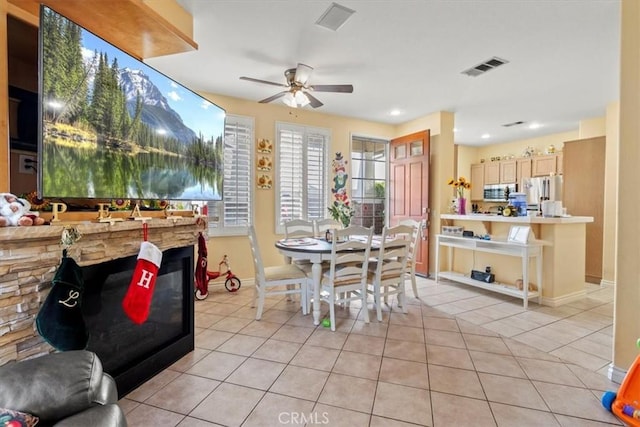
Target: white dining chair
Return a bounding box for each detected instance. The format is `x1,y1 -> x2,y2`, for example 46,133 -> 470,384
368,224 -> 412,321
314,218 -> 342,239
282,218 -> 316,280
318,225 -> 373,331
398,219 -> 422,298
248,226 -> 308,320
284,219 -> 315,238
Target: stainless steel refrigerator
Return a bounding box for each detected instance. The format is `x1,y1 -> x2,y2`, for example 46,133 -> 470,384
522,175 -> 563,209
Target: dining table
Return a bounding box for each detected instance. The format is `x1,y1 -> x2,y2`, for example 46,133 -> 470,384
275,237 -> 333,325
275,236 -> 384,325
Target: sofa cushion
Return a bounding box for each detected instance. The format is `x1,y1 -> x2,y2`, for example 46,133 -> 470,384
51,404 -> 126,427
0,351 -> 115,422
0,407 -> 39,426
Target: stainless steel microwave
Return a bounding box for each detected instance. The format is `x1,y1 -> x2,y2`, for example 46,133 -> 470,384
483,184 -> 517,202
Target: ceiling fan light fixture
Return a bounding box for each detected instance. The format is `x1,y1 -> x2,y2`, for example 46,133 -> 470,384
295,91 -> 310,107
283,92 -> 297,108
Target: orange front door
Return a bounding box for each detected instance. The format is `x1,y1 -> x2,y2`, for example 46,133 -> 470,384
389,130 -> 430,276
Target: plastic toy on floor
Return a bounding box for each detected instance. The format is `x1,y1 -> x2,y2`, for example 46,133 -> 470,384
602,339 -> 640,426
194,233 -> 241,300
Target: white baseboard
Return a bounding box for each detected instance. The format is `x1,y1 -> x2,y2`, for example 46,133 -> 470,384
608,363 -> 626,384
540,289 -> 587,307
600,279 -> 616,287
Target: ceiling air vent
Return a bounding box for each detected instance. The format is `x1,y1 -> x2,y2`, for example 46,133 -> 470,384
316,3 -> 356,31
461,57 -> 509,77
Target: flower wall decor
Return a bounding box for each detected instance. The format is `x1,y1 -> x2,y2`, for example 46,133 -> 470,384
256,139 -> 273,188
257,138 -> 272,153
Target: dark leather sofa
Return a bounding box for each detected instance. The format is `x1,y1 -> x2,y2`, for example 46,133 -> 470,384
0,350 -> 127,426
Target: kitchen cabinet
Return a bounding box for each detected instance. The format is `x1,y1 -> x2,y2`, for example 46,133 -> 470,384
470,163 -> 484,200
532,154 -> 559,176
7,0 -> 197,59
563,137 -> 604,283
499,160 -> 517,184
484,162 -> 500,184
517,158 -> 532,189
556,153 -> 563,175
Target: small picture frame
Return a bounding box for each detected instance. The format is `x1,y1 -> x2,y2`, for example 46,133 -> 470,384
257,156 -> 272,171
508,226 -> 531,244
257,174 -> 272,189
257,138 -> 272,153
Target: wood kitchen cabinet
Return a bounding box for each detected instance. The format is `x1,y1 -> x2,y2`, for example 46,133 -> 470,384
484,162 -> 500,184
556,153 -> 563,175
563,137 -> 604,283
517,158 -> 532,189
470,163 -> 485,200
532,154 -> 559,176
499,160 -> 517,184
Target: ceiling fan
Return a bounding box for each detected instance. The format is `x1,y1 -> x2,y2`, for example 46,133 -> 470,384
240,63 -> 353,108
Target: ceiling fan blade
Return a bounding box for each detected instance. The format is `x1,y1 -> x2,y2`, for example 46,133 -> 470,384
240,76 -> 287,88
309,84 -> 354,93
294,63 -> 314,86
304,91 -> 324,108
258,91 -> 288,104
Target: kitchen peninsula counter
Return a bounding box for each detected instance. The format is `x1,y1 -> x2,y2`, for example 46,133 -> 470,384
440,214 -> 594,306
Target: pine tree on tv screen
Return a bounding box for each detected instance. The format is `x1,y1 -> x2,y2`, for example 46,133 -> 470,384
39,6 -> 225,201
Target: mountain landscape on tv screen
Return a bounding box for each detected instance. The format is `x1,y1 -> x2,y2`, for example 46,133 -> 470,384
40,6 -> 225,201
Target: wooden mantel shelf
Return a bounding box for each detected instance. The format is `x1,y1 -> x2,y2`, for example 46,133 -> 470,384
7,0 -> 198,59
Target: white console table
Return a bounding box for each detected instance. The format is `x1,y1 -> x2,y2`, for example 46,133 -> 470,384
435,234 -> 546,309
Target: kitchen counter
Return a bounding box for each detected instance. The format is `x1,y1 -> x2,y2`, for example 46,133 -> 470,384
439,214 -> 594,306
442,213 -> 594,225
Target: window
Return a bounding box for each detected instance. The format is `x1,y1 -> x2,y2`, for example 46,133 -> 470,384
276,122 -> 329,233
208,115 -> 254,235
350,136 -> 388,234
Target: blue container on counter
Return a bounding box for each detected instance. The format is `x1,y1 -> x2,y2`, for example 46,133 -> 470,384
508,192 -> 528,216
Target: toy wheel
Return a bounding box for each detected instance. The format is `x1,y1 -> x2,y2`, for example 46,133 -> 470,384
602,390 -> 617,411
195,289 -> 209,300
225,277 -> 241,292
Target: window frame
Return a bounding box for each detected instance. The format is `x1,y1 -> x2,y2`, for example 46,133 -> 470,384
350,134 -> 389,234
274,121 -> 330,235
208,114 -> 255,237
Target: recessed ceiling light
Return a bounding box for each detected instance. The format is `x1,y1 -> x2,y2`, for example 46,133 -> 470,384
481,133 -> 490,139
389,109 -> 402,116
453,128 -> 458,133
528,122 -> 542,129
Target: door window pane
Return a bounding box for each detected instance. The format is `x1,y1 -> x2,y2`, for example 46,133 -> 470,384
351,136 -> 388,235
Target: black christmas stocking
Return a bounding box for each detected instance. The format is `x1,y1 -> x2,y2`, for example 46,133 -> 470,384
122,241 -> 163,324
36,250 -> 88,351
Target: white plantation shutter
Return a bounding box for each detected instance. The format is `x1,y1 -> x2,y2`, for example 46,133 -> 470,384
276,122 -> 329,233
307,134 -> 326,219
209,115 -> 254,235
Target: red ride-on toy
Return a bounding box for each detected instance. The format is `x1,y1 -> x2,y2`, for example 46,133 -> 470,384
195,255 -> 241,300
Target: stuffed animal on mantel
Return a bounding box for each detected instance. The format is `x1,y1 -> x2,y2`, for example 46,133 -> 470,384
0,193 -> 46,226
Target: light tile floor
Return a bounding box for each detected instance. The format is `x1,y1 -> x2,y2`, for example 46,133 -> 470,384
119,277 -> 622,426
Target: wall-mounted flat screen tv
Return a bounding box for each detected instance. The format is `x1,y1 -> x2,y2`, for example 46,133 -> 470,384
38,5 -> 225,201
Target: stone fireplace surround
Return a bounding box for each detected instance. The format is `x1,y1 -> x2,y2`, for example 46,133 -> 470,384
0,218 -> 202,367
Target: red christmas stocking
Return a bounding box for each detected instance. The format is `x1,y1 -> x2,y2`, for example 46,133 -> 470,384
122,241 -> 163,324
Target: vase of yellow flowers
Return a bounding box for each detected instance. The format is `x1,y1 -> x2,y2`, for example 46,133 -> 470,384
447,176 -> 471,215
